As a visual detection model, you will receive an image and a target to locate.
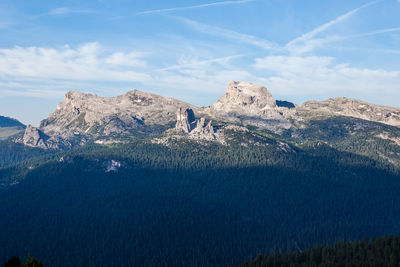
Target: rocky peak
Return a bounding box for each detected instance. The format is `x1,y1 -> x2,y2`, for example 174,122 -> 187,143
210,81 -> 277,115
36,89 -> 198,148
206,81 -> 292,131
23,125 -> 49,149
191,118 -> 215,136
175,107 -> 220,141
299,97 -> 400,127
176,107 -> 196,133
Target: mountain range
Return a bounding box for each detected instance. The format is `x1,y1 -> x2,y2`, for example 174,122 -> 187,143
1,81 -> 400,266
6,80 -> 399,152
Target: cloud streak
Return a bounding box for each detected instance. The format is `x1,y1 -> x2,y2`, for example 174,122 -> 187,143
33,7 -> 99,18
286,0 -> 383,53
0,43 -> 151,82
345,27 -> 400,39
254,55 -> 400,106
158,54 -> 244,71
49,7 -> 98,15
176,17 -> 279,51
137,0 -> 256,15
0,42 -> 257,104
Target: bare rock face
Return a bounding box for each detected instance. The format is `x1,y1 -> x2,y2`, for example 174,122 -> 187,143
34,90 -> 197,148
211,80 -> 277,114
176,107 -> 196,133
205,81 -> 292,131
19,80 -> 400,149
23,125 -> 49,149
41,90 -> 196,134
190,118 -> 218,141
297,97 -> 400,127
175,108 -> 222,142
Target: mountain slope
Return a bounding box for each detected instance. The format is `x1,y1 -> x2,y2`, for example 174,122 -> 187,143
297,97 -> 400,127
239,236 -> 400,267
2,81 -> 400,266
0,116 -> 25,141
204,81 -> 293,131
1,138 -> 400,266
0,116 -> 25,128
20,81 -> 400,151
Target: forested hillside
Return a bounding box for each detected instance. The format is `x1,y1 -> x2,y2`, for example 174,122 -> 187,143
1,135 -> 400,266
240,236 -> 400,267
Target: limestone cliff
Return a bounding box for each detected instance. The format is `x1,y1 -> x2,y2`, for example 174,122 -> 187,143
19,80 -> 400,149
205,81 -> 293,131
297,97 -> 400,127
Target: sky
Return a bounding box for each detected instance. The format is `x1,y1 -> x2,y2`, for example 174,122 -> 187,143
0,0 -> 399,126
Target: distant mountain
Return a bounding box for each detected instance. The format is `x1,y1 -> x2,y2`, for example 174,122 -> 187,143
0,116 -> 25,128
2,81 -> 400,266
0,116 -> 25,141
17,81 -> 400,168
298,97 -> 400,127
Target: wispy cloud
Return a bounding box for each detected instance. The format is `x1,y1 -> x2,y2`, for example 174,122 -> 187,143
0,21 -> 13,29
383,49 -> 400,54
254,55 -> 400,105
176,17 -> 279,51
0,43 -> 151,82
283,27 -> 400,54
137,0 -> 256,15
158,54 -> 244,71
0,42 -> 257,104
345,27 -> 400,39
286,0 -> 383,53
33,7 -> 98,18
50,7 -> 98,15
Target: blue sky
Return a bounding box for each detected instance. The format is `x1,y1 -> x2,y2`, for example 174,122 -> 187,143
0,0 -> 399,125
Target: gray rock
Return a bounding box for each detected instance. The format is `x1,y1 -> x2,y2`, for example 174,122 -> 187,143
34,90 -> 198,148
174,107 -> 223,142
18,80 -> 400,149
296,97 -> 400,127
176,107 -> 196,133
22,125 -> 49,149
204,81 -> 293,131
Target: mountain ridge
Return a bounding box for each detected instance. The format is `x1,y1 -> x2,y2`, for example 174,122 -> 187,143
0,116 -> 25,141
13,80 -> 400,149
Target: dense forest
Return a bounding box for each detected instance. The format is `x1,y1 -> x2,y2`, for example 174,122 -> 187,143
4,256 -> 43,267
1,132 -> 400,266
240,236 -> 400,267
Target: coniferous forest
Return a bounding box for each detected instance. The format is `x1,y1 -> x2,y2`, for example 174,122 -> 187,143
240,236 -> 400,267
1,134 -> 400,266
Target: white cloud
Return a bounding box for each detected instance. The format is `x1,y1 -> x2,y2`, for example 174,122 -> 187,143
177,17 -> 279,51
158,54 -> 244,71
34,7 -> 99,18
105,51 -> 148,67
48,7 -> 70,15
137,0 -> 256,15
0,20 -> 13,29
1,42 -> 399,110
0,42 -> 256,104
286,0 -> 383,54
296,27 -> 400,53
254,55 -> 400,105
345,27 -> 400,39
0,43 -> 151,82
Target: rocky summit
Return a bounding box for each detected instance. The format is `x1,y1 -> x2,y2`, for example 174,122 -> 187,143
17,80 -> 400,149
32,90 -> 196,148
205,81 -> 293,131
298,97 -> 400,127
175,107 -> 220,142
